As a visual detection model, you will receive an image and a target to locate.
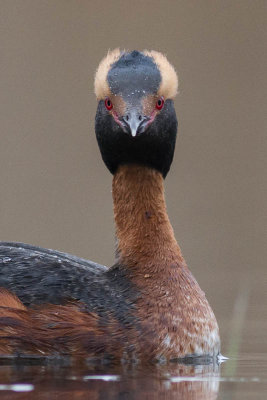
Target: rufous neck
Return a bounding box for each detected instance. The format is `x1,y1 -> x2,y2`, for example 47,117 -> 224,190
112,164 -> 183,269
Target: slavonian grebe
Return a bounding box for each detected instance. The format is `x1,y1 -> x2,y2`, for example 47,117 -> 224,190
0,50 -> 220,362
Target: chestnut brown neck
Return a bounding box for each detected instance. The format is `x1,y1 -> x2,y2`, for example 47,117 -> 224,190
112,165 -> 184,272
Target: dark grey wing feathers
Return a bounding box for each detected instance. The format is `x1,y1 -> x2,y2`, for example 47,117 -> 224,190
0,242 -> 108,306
0,242 -> 106,272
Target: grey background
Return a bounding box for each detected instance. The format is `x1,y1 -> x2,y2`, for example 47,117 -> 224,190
1,1 -> 266,355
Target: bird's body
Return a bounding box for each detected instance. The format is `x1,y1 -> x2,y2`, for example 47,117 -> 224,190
0,50 -> 220,362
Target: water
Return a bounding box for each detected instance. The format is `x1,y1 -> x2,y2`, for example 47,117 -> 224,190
0,351 -> 266,399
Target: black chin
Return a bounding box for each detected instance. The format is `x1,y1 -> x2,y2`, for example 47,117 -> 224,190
95,99 -> 178,178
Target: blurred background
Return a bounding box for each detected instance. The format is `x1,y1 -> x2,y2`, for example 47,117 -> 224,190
0,0 -> 266,357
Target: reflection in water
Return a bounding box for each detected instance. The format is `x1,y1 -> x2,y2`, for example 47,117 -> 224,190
0,360 -> 220,399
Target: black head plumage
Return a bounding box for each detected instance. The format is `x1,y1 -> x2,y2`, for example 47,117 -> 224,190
94,50 -> 178,178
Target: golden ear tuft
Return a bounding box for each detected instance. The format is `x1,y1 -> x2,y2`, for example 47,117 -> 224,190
94,49 -> 178,100
94,49 -> 122,100
143,50 -> 178,99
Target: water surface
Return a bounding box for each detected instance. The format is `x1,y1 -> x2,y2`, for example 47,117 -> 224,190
0,350 -> 266,399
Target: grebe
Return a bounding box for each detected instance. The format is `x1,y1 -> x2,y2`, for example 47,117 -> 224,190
0,50 -> 220,362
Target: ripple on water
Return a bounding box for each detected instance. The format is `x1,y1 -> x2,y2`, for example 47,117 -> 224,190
0,384 -> 34,392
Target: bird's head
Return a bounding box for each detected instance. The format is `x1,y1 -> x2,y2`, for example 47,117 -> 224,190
94,49 -> 178,178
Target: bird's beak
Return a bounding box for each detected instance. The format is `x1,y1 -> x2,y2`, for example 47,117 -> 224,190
121,112 -> 150,137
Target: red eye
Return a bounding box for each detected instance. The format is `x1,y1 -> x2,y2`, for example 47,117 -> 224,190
156,97 -> 164,110
105,98 -> 113,111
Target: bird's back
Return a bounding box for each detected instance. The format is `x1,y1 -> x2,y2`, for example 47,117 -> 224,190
0,242 -> 139,323
0,242 -> 108,306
